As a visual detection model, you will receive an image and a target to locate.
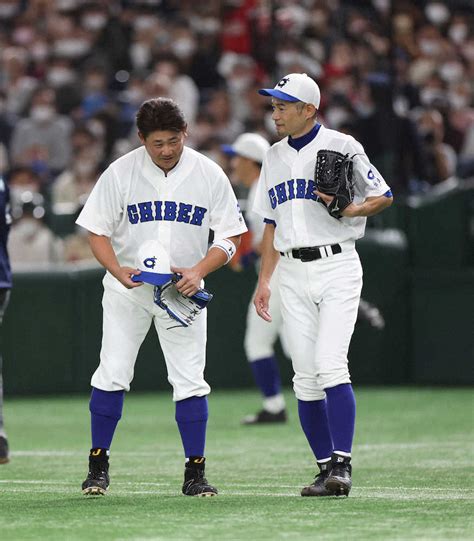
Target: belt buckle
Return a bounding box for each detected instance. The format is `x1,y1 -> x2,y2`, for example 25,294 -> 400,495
299,248 -> 316,262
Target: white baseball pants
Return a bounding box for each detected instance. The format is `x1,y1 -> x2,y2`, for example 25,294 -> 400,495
277,244 -> 363,401
91,286 -> 210,401
244,267 -> 289,361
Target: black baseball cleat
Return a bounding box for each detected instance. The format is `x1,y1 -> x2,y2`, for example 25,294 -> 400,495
241,409 -> 287,425
182,457 -> 218,497
301,461 -> 335,497
82,448 -> 110,496
0,436 -> 9,464
324,453 -> 352,497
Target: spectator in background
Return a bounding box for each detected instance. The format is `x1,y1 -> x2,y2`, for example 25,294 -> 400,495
10,86 -> 73,178
188,22 -> 223,93
205,89 -> 243,143
186,112 -> 217,151
7,167 -> 43,220
71,125 -> 101,158
80,66 -> 111,120
7,193 -> 64,269
116,76 -> 147,139
218,53 -> 258,124
46,57 -> 82,116
51,146 -> 101,214
153,55 -> 199,125
417,108 -> 457,187
0,91 -> 15,151
48,10 -> 92,64
0,46 -> 37,117
82,2 -> 132,77
128,11 -> 160,72
0,173 -> 12,463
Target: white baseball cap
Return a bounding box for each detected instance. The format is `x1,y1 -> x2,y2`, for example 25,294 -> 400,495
258,73 -> 321,109
132,240 -> 174,286
221,133 -> 270,163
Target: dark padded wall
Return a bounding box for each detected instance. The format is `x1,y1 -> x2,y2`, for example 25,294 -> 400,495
3,180 -> 473,394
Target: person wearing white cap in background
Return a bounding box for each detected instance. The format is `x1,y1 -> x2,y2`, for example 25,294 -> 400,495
222,133 -> 289,425
253,73 -> 393,497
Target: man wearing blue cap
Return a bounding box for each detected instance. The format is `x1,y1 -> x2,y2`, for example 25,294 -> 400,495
253,73 -> 393,497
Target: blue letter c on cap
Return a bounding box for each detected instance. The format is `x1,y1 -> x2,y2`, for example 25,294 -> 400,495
144,257 -> 156,269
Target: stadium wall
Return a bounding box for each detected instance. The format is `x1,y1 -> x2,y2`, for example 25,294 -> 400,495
3,182 -> 473,394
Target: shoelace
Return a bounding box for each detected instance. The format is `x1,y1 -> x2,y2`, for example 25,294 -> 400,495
185,471 -> 210,488
331,464 -> 351,476
313,470 -> 329,484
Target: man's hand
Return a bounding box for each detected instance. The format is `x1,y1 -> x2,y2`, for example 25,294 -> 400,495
254,282 -> 272,322
114,267 -> 143,289
171,266 -> 203,296
315,190 -> 392,217
315,190 -> 360,217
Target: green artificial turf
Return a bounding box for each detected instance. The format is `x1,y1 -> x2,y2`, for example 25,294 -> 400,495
0,388 -> 473,540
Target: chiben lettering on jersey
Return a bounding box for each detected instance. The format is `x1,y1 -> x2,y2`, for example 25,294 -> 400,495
268,179 -> 318,209
127,201 -> 208,226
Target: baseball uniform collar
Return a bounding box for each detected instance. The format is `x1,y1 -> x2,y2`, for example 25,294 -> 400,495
288,123 -> 321,152
142,146 -> 193,190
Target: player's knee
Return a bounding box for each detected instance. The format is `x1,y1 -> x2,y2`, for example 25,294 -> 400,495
244,338 -> 274,361
292,377 -> 326,401
317,368 -> 351,390
171,381 -> 211,402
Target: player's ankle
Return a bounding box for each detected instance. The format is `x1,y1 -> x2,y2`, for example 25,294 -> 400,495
89,448 -> 109,462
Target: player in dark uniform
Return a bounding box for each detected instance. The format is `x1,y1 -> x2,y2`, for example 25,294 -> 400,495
0,174 -> 12,464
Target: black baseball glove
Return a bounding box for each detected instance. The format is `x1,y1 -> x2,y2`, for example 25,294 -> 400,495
314,149 -> 355,219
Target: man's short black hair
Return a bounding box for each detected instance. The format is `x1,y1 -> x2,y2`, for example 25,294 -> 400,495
136,98 -> 187,138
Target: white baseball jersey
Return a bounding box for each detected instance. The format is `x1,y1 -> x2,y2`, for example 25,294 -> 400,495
253,125 -> 391,252
77,145 -> 247,293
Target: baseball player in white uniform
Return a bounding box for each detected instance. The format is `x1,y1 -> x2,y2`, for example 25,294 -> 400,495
76,98 -> 247,497
222,133 -> 289,425
253,73 -> 393,497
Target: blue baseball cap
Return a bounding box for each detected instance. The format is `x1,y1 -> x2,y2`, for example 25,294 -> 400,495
259,73 -> 321,108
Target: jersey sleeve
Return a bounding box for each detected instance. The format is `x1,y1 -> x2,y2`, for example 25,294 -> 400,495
252,157 -> 275,221
75,167 -> 123,236
344,139 -> 391,198
209,169 -> 248,240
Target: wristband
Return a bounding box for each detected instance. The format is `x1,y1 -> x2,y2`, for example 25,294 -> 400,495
211,238 -> 237,263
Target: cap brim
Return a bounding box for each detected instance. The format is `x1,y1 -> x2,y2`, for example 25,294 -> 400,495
221,144 -> 236,156
132,272 -> 174,286
258,89 -> 300,102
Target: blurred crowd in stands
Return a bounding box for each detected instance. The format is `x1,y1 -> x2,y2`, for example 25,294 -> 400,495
0,0 -> 473,267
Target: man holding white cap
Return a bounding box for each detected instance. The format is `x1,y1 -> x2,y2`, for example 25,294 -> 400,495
223,133 -> 289,425
253,73 -> 393,497
76,98 -> 247,498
